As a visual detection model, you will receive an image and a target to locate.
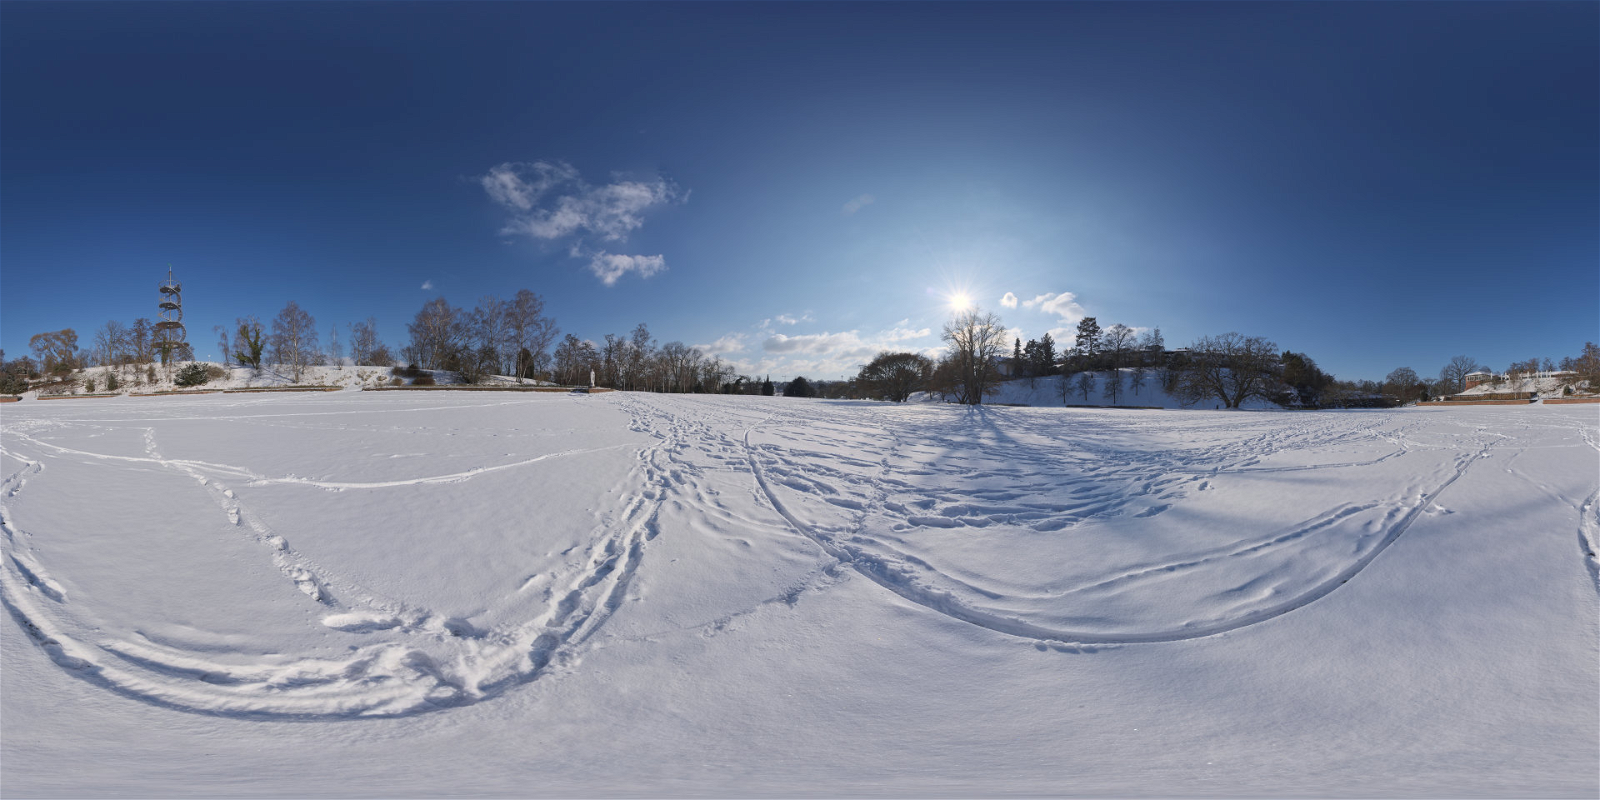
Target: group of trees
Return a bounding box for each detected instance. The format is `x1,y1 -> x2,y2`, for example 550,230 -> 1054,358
13,282 -> 1598,407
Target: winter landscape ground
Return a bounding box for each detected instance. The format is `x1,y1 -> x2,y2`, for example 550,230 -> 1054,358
2,391 -> 1596,797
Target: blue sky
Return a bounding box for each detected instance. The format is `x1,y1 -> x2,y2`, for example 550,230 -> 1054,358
3,2 -> 1595,381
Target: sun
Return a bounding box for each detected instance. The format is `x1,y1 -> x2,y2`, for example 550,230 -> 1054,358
949,292 -> 972,312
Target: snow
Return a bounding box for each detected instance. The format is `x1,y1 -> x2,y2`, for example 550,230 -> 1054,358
917,370 -> 1276,409
2,392 -> 1596,796
25,362 -> 552,398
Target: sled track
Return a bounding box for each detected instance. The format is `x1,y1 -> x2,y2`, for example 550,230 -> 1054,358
0,413 -> 671,720
742,409 -> 1494,645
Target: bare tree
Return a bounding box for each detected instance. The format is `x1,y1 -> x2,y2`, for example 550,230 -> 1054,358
1104,323 -> 1135,369
213,324 -> 232,368
1384,366 -> 1423,404
1437,355 -> 1480,396
503,290 -> 558,384
1130,364 -> 1147,396
1173,333 -> 1282,409
1076,371 -> 1096,403
627,323 -> 654,390
29,329 -> 79,376
858,351 -> 934,402
1104,367 -> 1123,405
94,320 -> 128,369
350,317 -> 382,366
941,308 -> 1009,405
269,302 -> 320,381
129,319 -> 154,366
405,298 -> 463,371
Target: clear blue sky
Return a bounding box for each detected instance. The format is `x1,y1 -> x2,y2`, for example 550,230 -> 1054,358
3,1 -> 1595,381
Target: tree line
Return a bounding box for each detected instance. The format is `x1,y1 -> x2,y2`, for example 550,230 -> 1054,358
6,294 -> 1596,406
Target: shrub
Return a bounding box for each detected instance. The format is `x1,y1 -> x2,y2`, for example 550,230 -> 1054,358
175,363 -> 210,386
412,375 -> 435,386
204,364 -> 227,381
105,372 -> 119,392
86,377 -> 96,393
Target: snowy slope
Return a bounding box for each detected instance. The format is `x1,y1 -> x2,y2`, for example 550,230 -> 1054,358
30,362 -> 550,397
2,393 -> 1595,796
918,371 -> 1277,409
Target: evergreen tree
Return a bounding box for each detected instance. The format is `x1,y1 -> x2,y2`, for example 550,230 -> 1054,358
1074,317 -> 1101,364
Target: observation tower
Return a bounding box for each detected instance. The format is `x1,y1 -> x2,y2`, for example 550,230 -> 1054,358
155,265 -> 186,363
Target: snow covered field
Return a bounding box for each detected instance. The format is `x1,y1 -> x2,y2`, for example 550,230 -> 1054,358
2,392 -> 1596,797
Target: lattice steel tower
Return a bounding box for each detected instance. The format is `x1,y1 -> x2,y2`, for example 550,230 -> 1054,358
155,264 -> 186,363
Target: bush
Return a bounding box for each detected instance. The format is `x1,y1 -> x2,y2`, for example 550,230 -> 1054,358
412,375 -> 436,386
175,363 -> 210,386
204,364 -> 227,381
86,377 -> 96,393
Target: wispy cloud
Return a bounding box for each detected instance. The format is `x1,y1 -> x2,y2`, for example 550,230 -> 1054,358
1022,291 -> 1087,324
482,160 -> 679,242
480,160 -> 683,285
421,280 -> 435,291
694,333 -> 748,355
586,252 -> 667,286
1000,291 -> 1019,309
842,194 -> 875,215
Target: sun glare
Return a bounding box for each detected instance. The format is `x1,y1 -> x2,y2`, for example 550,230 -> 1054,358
949,292 -> 972,312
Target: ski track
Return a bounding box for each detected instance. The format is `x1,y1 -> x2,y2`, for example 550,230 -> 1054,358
1,395 -> 1593,718
0,400 -> 674,719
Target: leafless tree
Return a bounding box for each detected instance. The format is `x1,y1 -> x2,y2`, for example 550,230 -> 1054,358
350,317 -> 383,366
269,302 -> 320,381
1104,367 -> 1123,405
1130,364 -> 1147,396
1104,323 -> 1135,369
1076,371 -> 1096,403
405,298 -> 463,371
858,351 -> 934,402
214,324 -> 232,368
94,320 -> 128,370
941,308 -> 1008,405
29,329 -> 79,375
502,290 -> 558,384
1384,366 -> 1423,404
627,323 -> 654,390
1173,332 -> 1282,408
128,319 -> 154,366
1436,355 -> 1480,395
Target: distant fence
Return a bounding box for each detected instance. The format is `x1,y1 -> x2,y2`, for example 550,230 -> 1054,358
1425,398 -> 1534,407
1542,397 -> 1600,405
1441,392 -> 1534,402
222,386 -> 342,394
36,393 -> 122,401
366,384 -> 585,393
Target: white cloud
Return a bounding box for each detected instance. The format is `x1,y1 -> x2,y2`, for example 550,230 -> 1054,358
763,331 -> 871,356
586,252 -> 667,286
882,324 -> 931,342
842,194 -> 875,215
480,160 -> 579,211
480,160 -> 683,283
695,333 -> 748,355
1000,292 -> 1018,309
1022,291 -> 1088,324
420,280 -> 434,291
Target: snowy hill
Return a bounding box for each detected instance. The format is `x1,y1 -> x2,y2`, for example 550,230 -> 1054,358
916,370 -> 1278,409
26,362 -> 550,397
